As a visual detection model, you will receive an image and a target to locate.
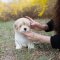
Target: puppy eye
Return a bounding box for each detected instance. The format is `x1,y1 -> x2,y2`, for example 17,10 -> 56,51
14,24 -> 17,28
19,25 -> 21,27
23,22 -> 25,25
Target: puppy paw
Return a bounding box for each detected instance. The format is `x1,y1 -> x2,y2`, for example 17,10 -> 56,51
28,43 -> 34,49
16,46 -> 22,49
15,44 -> 22,49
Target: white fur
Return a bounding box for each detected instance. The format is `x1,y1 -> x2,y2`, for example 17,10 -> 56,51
14,18 -> 34,49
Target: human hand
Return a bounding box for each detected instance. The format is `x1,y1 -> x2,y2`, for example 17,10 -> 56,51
25,16 -> 42,30
22,31 -> 51,43
22,31 -> 39,42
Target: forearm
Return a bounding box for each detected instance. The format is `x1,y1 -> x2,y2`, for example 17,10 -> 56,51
37,20 -> 54,31
37,23 -> 48,31
35,34 -> 51,43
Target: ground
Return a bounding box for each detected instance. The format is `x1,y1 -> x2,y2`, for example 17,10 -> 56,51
0,19 -> 60,60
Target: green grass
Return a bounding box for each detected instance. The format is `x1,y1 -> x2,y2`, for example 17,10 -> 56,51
0,19 -> 60,60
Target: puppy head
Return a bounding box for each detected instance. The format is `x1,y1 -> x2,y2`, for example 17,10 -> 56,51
14,18 -> 31,32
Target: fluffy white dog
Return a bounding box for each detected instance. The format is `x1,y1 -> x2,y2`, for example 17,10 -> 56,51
14,18 -> 34,49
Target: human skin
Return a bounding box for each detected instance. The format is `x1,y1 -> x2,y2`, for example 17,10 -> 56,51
22,16 -> 51,44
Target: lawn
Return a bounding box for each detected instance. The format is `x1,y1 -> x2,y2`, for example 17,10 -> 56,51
0,19 -> 60,60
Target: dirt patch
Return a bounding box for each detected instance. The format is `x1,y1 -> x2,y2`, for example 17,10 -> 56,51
1,49 -> 16,60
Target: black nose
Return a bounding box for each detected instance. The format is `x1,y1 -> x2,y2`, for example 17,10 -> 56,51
24,28 -> 27,31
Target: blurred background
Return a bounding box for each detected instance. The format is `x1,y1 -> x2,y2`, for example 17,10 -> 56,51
0,0 -> 56,21
1,0 -> 60,60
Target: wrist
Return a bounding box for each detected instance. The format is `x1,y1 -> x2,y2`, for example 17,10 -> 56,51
34,33 -> 41,41
33,33 -> 50,43
42,24 -> 48,31
36,23 -> 46,31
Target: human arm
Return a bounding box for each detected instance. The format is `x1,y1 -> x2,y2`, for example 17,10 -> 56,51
25,16 -> 54,31
22,32 -> 60,49
35,19 -> 54,31
22,32 -> 50,43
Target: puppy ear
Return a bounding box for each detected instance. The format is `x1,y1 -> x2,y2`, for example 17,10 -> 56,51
14,23 -> 18,30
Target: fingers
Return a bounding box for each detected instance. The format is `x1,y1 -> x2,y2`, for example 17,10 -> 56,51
22,32 -> 38,41
22,32 -> 34,38
22,32 -> 31,36
25,16 -> 34,22
22,32 -> 33,40
25,16 -> 38,28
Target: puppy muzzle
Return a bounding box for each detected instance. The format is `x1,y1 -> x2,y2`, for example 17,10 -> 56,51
19,25 -> 30,32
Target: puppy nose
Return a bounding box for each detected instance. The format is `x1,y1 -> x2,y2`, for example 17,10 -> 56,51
24,28 -> 27,31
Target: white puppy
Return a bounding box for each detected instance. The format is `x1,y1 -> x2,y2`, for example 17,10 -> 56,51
14,18 -> 34,49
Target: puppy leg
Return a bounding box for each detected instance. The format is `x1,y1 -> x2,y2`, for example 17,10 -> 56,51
28,42 -> 34,49
15,41 -> 22,49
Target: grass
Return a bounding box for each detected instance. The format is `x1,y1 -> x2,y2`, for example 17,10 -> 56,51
0,19 -> 60,60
